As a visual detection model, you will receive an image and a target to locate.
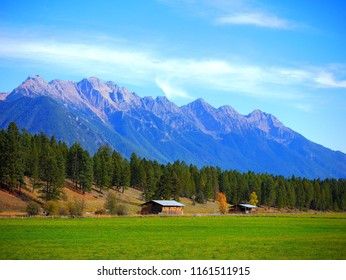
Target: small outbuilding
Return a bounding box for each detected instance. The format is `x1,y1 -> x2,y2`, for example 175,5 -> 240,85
141,200 -> 185,215
229,203 -> 258,214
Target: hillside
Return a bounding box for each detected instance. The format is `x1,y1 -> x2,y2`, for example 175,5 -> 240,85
0,178 -> 220,217
0,76 -> 345,179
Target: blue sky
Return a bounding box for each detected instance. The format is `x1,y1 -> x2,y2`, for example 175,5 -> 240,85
0,0 -> 345,152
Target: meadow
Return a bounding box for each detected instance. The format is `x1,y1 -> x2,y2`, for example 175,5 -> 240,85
0,214 -> 345,260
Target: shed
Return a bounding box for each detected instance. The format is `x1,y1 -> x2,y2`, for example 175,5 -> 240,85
141,200 -> 185,215
229,203 -> 258,214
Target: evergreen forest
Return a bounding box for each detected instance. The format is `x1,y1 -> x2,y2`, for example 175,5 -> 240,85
0,122 -> 345,211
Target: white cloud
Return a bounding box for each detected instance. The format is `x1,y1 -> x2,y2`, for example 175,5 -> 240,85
216,12 -> 294,29
0,33 -> 345,104
314,72 -> 346,88
155,77 -> 191,99
292,103 -> 313,112
161,0 -> 300,30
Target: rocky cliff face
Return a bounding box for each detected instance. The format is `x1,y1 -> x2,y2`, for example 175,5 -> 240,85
1,75 -> 345,179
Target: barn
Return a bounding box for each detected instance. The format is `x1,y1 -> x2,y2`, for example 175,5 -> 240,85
229,203 -> 258,214
141,200 -> 185,215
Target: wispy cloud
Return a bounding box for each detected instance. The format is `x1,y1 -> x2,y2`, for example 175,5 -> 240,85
314,72 -> 346,88
0,33 -> 345,105
155,77 -> 191,99
215,12 -> 294,29
161,0 -> 301,30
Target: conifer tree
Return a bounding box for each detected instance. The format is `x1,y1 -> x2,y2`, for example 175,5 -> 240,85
79,150 -> 93,194
39,140 -> 63,201
120,159 -> 131,192
111,151 -> 122,190
93,145 -> 113,192
5,123 -> 24,193
0,129 -> 7,188
29,138 -> 41,192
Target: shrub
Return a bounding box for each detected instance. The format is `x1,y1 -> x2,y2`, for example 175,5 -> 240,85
58,203 -> 70,216
115,204 -> 127,216
44,201 -> 59,216
104,193 -> 117,215
26,201 -> 40,216
60,191 -> 68,202
68,198 -> 85,217
95,209 -> 107,215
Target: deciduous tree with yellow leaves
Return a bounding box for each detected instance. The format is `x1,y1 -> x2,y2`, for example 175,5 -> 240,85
249,191 -> 259,206
217,192 -> 228,214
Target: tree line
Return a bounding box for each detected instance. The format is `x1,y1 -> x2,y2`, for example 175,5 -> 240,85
0,122 -> 345,211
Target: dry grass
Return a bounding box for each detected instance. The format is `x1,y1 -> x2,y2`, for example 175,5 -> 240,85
0,182 -> 219,216
180,197 -> 219,215
0,189 -> 27,213
2,178 -> 322,217
0,178 -> 147,216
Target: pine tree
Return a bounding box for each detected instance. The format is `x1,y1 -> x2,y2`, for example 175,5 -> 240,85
5,123 -> 25,193
67,142 -> 83,189
79,150 -> 93,194
219,171 -> 231,202
120,159 -> 131,192
93,145 -> 113,192
143,160 -> 156,200
0,129 -> 7,188
29,138 -> 41,192
111,151 -> 122,190
21,128 -> 32,178
130,153 -> 141,188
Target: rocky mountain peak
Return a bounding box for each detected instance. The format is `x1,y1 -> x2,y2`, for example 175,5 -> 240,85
218,105 -> 241,118
0,92 -> 10,101
105,81 -> 119,92
1,75 -> 346,179
184,98 -> 217,115
247,109 -> 283,127
6,75 -> 50,101
150,96 -> 181,115
116,87 -> 139,102
155,96 -> 170,104
79,77 -> 111,93
26,75 -> 46,83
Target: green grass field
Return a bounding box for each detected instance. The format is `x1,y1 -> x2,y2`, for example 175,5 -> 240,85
0,214 -> 345,260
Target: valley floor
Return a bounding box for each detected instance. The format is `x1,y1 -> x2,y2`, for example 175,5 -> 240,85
0,214 -> 345,260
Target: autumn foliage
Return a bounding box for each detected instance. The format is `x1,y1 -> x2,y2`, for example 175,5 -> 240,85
249,192 -> 259,206
217,192 -> 228,214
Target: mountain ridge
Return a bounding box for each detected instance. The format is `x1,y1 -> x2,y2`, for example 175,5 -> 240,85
1,75 -> 345,179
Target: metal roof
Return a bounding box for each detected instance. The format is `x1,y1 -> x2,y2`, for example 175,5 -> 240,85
239,203 -> 258,208
143,200 -> 185,207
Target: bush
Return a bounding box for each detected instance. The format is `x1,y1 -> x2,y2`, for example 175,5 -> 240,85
104,193 -> 117,215
95,209 -> 107,215
44,201 -> 59,216
68,198 -> 85,217
104,193 -> 127,215
115,204 -> 127,216
26,201 -> 40,216
58,203 -> 70,216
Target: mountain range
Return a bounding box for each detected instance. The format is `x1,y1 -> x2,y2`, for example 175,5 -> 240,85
1,75 -> 345,179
